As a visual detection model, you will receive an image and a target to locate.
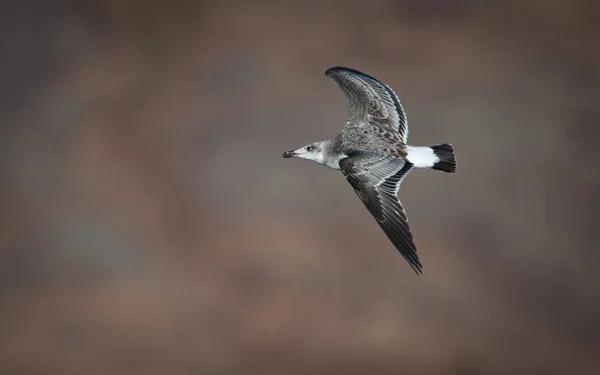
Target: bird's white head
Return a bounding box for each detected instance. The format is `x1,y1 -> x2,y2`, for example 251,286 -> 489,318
282,140 -> 341,169
282,141 -> 327,163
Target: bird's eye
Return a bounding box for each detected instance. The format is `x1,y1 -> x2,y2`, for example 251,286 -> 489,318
306,146 -> 313,151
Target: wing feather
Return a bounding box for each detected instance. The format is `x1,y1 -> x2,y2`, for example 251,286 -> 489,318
326,67 -> 408,142
340,152 -> 420,273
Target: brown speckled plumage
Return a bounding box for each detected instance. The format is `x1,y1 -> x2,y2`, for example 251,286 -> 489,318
282,67 -> 457,274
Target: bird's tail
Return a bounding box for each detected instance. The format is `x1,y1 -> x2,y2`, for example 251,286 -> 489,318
430,143 -> 457,173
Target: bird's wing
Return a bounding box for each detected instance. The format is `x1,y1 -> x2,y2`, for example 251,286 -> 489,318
326,66 -> 408,143
339,151 -> 421,274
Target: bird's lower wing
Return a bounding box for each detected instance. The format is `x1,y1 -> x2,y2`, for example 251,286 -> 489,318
339,151 -> 421,274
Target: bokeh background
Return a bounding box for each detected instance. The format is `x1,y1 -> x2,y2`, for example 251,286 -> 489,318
2,0 -> 599,374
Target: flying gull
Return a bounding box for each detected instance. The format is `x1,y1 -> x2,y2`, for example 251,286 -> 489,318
282,67 -> 457,274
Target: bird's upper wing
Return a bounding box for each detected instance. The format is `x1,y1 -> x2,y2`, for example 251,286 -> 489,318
339,151 -> 420,274
326,67 -> 408,142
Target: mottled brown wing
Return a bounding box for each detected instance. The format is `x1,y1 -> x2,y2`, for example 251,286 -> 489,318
326,67 -> 408,142
339,151 -> 421,274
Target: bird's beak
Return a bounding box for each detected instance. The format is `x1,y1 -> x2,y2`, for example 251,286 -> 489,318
282,150 -> 297,158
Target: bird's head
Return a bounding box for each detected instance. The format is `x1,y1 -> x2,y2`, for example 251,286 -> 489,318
282,141 -> 329,164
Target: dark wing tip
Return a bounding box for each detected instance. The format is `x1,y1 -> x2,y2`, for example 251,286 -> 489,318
384,218 -> 423,275
408,254 -> 423,275
325,66 -> 380,82
325,66 -> 347,76
399,233 -> 423,275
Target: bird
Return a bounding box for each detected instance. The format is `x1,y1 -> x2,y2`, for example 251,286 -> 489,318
282,67 -> 457,274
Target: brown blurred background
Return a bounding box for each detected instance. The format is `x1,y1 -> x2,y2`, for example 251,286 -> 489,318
2,0 -> 599,374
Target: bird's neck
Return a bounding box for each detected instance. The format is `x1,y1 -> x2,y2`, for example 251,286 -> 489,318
321,140 -> 344,170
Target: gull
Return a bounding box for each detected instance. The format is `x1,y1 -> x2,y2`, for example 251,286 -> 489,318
282,67 -> 457,274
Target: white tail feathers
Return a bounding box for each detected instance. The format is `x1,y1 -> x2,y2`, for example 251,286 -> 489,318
405,144 -> 457,173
